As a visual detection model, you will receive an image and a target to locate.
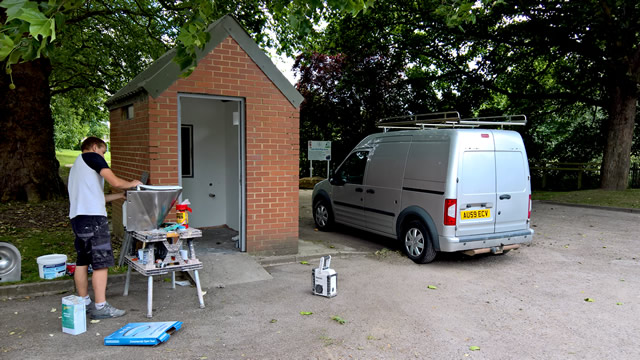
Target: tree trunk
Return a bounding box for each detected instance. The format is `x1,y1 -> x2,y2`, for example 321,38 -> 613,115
0,58 -> 67,202
600,84 -> 637,190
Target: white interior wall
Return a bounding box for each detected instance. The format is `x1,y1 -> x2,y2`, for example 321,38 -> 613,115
180,97 -> 240,229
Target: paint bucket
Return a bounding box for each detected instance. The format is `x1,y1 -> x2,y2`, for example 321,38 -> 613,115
66,263 -> 76,276
37,254 -> 68,279
62,295 -> 86,335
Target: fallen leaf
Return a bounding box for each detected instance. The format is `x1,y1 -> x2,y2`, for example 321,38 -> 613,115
469,346 -> 480,351
50,308 -> 56,313
9,332 -> 15,335
584,298 -> 595,302
616,302 -> 623,306
270,319 -> 277,323
90,320 -> 100,324
300,261 -> 309,265
427,285 -> 437,290
329,245 -> 335,248
331,315 -> 346,324
300,311 -> 313,315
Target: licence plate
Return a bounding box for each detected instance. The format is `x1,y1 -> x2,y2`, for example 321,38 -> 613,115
460,209 -> 491,220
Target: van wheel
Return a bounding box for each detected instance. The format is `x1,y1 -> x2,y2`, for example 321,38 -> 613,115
313,199 -> 334,231
401,220 -> 436,264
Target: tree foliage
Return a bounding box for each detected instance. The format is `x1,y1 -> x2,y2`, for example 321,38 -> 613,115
294,0 -> 639,188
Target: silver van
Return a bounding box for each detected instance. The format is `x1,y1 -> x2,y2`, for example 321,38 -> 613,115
312,112 -> 534,263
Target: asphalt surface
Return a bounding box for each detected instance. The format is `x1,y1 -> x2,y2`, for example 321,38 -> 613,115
1,192 -> 639,359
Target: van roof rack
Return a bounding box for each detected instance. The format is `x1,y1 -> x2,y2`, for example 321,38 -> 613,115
377,111 -> 527,132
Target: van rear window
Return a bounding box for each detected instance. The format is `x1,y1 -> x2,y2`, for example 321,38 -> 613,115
496,151 -> 526,192
460,151 -> 496,195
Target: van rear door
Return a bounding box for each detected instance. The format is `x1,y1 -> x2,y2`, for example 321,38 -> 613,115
456,132 -> 497,237
494,132 -> 530,233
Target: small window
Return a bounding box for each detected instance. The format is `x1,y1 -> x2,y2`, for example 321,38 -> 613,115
181,125 -> 194,178
335,151 -> 369,185
126,105 -> 134,120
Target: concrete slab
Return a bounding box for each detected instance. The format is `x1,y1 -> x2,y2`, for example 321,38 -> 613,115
196,252 -> 272,289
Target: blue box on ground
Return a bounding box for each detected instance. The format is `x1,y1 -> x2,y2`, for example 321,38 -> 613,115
104,321 -> 182,346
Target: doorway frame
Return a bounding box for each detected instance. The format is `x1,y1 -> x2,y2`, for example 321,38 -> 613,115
177,93 -> 247,252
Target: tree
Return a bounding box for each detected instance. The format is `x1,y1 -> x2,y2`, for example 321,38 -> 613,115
295,0 -> 639,189
437,0 -> 639,190
0,0 -> 373,202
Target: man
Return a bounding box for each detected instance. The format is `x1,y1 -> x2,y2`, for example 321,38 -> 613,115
68,137 -> 142,319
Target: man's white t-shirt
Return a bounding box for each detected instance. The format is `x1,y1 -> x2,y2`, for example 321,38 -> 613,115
68,152 -> 110,219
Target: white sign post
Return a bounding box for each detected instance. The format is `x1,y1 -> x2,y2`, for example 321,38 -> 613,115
308,141 -> 332,178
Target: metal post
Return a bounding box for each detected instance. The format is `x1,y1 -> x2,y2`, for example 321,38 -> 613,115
326,160 -> 330,179
310,160 -> 313,178
147,275 -> 153,318
194,270 -> 205,309
123,265 -> 131,296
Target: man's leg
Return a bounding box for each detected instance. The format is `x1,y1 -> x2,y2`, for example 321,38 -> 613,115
74,265 -> 89,297
92,268 -> 108,303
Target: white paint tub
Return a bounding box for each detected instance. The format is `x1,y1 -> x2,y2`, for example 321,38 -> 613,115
37,254 -> 68,279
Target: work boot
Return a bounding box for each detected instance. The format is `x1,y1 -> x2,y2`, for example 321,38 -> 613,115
90,302 -> 126,319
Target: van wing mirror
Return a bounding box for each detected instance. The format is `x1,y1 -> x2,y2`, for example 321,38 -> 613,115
329,176 -> 344,186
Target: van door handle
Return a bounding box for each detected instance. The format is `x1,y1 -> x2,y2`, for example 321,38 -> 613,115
366,189 -> 375,194
499,194 -> 511,200
355,188 -> 363,193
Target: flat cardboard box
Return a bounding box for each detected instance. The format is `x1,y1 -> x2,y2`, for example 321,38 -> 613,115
104,321 -> 182,346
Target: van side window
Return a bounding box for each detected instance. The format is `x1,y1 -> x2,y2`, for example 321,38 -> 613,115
335,151 -> 369,185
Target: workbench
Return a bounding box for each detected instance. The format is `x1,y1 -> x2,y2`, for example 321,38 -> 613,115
122,227 -> 205,318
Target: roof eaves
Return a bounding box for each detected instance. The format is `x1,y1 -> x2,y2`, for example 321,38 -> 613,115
220,16 -> 303,108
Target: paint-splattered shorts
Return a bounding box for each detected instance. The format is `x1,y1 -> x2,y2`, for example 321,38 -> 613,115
70,215 -> 115,270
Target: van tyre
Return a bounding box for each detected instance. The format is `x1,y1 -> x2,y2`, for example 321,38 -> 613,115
401,220 -> 437,264
313,199 -> 334,231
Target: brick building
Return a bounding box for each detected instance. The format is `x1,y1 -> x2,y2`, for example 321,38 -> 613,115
105,15 -> 303,255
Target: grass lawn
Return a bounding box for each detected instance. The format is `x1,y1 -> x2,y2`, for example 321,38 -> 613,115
56,149 -> 111,165
533,189 -> 640,209
56,149 -> 111,181
0,203 -> 127,285
0,150 -> 121,285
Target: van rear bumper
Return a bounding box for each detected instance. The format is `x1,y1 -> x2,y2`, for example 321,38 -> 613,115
439,229 -> 534,252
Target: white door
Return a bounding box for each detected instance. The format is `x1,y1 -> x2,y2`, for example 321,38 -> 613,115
331,151 -> 369,229
363,140 -> 410,236
494,151 -> 529,233
456,150 -> 497,237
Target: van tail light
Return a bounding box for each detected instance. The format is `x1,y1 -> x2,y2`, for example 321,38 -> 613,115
528,195 -> 532,219
444,199 -> 457,226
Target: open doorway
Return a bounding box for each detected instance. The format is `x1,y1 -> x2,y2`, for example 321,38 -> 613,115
178,94 -> 245,252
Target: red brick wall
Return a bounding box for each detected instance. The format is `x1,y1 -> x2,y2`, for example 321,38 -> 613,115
109,37 -> 299,255
110,98 -> 151,238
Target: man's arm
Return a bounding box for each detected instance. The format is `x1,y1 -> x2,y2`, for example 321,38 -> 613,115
105,192 -> 125,203
100,168 -> 143,190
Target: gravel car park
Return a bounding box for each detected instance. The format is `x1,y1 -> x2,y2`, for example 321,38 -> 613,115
1,193 -> 638,359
